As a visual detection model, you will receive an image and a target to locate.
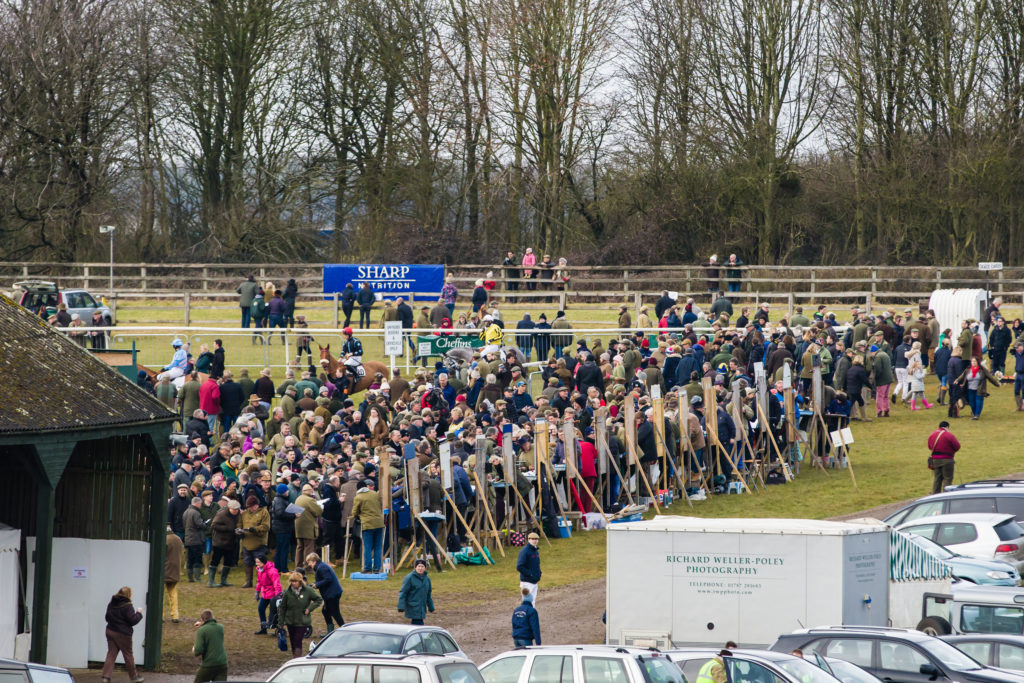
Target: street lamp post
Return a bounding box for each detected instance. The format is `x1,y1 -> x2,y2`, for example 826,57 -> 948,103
99,225 -> 115,304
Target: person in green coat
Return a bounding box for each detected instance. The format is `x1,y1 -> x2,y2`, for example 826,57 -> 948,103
192,609 -> 227,683
871,346 -> 895,418
397,560 -> 435,625
279,572 -> 324,658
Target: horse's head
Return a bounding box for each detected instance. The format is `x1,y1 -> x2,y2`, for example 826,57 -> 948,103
319,344 -> 332,366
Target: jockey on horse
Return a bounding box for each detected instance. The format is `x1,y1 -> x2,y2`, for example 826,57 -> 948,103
340,327 -> 365,384
479,314 -> 505,360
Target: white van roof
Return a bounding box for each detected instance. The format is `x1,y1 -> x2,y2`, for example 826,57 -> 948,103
607,516 -> 888,536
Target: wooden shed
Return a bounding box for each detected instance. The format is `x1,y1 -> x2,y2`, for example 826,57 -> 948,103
0,295 -> 177,668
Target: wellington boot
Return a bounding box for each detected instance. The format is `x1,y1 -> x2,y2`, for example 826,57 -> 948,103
1016,396 -> 1023,412
242,565 -> 254,588
187,567 -> 196,583
937,387 -> 946,405
922,398 -> 933,409
207,570 -> 217,587
219,567 -> 232,587
910,399 -> 918,411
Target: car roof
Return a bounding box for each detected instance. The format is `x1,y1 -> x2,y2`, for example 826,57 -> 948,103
283,653 -> 467,666
952,584 -> 1024,604
488,645 -> 662,658
787,627 -> 932,641
334,622 -> 447,636
897,513 -> 1017,526
0,657 -> 71,673
943,635 -> 1024,645
13,280 -> 56,290
666,648 -> 796,663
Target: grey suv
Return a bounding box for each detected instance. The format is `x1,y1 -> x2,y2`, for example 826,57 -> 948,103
885,482 -> 1024,527
771,626 -> 1024,683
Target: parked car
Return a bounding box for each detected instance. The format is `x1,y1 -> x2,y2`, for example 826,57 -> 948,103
943,635 -> 1024,672
885,482 -> 1024,527
667,649 -> 840,683
308,622 -> 468,659
14,280 -> 112,324
480,645 -> 686,683
268,653 -> 480,683
822,657 -> 883,683
0,657 -> 75,683
771,626 -> 1024,683
896,514 -> 1024,574
900,530 -> 1021,586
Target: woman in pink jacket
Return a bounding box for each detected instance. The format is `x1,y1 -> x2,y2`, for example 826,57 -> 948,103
254,555 -> 282,634
521,248 -> 536,290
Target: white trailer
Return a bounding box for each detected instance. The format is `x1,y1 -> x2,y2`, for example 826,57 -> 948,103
606,517 -> 891,649
928,289 -> 989,347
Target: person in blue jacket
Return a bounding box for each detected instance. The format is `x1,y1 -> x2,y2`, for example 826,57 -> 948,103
512,589 -> 541,647
451,456 -> 474,543
516,531 -> 541,604
306,553 -> 344,632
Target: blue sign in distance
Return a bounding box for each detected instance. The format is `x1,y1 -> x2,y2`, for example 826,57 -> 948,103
323,264 -> 445,301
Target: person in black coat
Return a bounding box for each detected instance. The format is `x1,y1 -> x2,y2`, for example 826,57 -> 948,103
655,292 -> 677,321
574,354 -> 604,397
674,350 -> 699,388
989,317 -> 1012,374
946,348 -> 966,418
844,357 -> 872,421
534,314 -> 551,360
471,282 -> 489,312
283,279 -> 299,327
515,314 -> 536,360
341,283 -> 357,327
102,587 -> 144,682
210,339 -> 225,379
218,373 -> 245,433
356,283 -> 375,329
270,484 -> 296,572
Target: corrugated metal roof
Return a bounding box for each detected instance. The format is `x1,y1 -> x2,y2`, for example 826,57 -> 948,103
891,529 -> 953,581
0,295 -> 176,434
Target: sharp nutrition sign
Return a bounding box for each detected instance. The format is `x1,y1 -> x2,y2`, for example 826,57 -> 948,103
323,264 -> 445,301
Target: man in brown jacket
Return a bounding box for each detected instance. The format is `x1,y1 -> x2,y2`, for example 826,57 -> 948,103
209,499 -> 240,587
294,484 -> 322,563
239,495 -> 270,587
166,528 -> 184,622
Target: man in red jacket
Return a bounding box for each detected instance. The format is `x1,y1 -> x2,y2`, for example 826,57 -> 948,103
927,421 -> 961,493
199,376 -> 221,437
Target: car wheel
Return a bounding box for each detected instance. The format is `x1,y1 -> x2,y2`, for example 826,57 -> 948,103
916,616 -> 952,636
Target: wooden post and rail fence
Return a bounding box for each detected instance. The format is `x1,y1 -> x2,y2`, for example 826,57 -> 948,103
4,261 -> 1022,325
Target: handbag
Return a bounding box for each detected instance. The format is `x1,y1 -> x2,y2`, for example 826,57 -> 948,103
277,627 -> 288,652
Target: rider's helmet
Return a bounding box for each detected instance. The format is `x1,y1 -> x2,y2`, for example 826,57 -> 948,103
343,327 -> 353,336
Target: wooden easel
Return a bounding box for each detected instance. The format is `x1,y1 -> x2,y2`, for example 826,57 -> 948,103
677,389 -> 713,496
561,418 -> 610,522
623,399 -> 661,512
595,407 -> 635,507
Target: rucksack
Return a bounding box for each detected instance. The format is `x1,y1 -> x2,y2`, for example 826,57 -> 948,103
509,531 -> 526,546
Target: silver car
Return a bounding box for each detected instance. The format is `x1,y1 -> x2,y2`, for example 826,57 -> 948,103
308,622 -> 468,660
667,648 -> 842,683
269,653 -> 480,683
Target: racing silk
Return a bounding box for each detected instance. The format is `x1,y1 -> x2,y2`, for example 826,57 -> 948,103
480,323 -> 503,346
163,348 -> 188,372
342,338 -> 364,358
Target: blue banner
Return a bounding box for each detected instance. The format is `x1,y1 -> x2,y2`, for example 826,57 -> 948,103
323,264 -> 445,301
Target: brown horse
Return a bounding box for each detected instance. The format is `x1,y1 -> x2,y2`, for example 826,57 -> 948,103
319,344 -> 389,396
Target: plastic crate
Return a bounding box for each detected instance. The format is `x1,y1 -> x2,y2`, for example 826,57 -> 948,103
557,516 -> 573,538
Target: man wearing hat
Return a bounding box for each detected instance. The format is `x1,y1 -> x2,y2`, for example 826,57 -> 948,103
158,338 -> 189,384
168,482 -> 191,540
183,496 -> 206,582
516,530 -> 542,604
208,499 -> 241,587
480,314 -> 504,354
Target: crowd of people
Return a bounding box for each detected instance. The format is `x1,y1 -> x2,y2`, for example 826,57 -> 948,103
147,271 -> 1024,674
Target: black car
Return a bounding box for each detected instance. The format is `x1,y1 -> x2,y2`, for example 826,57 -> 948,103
885,482 -> 1024,527
771,626 -> 1024,683
942,635 -> 1024,672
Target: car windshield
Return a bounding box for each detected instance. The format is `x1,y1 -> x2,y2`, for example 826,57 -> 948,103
907,533 -> 956,560
638,656 -> 687,683
311,631 -> 405,656
918,639 -> 984,672
774,658 -> 842,683
825,659 -> 882,683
